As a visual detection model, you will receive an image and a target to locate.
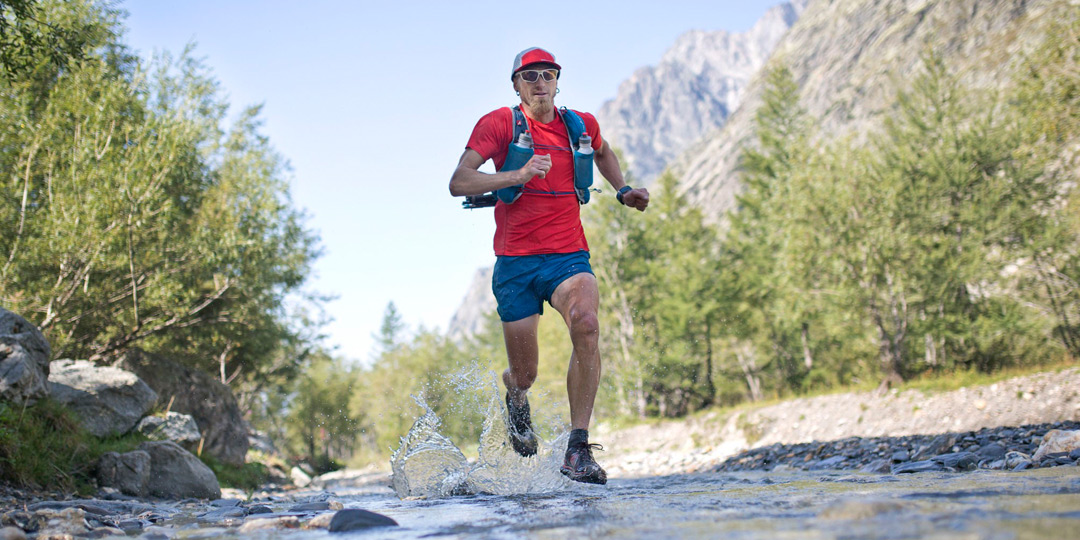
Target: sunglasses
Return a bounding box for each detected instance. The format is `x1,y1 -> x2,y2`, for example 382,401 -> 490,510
517,69 -> 559,83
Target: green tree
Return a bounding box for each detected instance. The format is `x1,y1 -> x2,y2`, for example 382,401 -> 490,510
0,0 -> 93,79
284,352 -> 362,470
0,1 -> 321,390
723,62 -> 819,397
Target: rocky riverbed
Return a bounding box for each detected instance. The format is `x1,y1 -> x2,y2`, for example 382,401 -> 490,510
2,368 -> 1079,539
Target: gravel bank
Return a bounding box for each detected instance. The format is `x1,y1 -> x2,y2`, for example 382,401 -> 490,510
597,368 -> 1080,477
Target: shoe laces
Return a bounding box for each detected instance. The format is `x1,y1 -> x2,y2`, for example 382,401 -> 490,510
570,443 -> 604,457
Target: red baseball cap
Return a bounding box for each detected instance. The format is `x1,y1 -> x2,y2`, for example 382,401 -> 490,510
511,47 -> 561,80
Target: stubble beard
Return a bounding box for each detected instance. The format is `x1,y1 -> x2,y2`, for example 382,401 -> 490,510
522,88 -> 554,116
530,97 -> 554,116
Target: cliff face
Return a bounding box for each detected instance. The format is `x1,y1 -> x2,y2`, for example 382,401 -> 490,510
672,0 -> 1071,220
447,266 -> 494,341
596,0 -> 808,184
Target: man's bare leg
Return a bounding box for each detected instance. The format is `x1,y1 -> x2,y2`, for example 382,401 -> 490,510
501,314 -> 540,407
550,272 -> 607,484
550,273 -> 601,430
502,314 -> 541,456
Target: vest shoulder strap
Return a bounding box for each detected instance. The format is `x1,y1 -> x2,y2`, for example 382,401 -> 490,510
511,106 -> 527,145
558,107 -> 586,150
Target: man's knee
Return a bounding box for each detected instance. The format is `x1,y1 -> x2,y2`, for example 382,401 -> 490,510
507,364 -> 538,388
569,309 -> 600,342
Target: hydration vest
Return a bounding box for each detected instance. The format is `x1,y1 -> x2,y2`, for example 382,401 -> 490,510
462,106 -> 594,209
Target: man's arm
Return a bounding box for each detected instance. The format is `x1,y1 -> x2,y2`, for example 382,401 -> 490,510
449,149 -> 551,197
595,141 -> 649,211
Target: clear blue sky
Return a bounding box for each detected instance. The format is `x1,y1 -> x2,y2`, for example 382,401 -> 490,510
121,0 -> 785,364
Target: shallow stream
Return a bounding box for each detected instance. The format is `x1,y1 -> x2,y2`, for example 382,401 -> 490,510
335,466 -> 1080,539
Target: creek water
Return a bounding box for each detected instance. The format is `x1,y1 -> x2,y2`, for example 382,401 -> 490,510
323,466 -> 1080,539
355,375 -> 1080,539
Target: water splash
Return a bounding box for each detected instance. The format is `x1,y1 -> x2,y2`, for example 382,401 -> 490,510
390,394 -> 470,499
390,365 -> 572,499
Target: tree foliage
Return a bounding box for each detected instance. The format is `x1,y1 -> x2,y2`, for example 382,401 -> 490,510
0,1 -> 321,393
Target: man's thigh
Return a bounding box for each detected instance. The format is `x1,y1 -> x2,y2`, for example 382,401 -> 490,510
550,272 -> 599,323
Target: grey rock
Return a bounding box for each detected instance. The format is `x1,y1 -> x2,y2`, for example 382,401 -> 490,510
912,434 -> 956,461
890,450 -> 909,462
977,442 -> 1006,461
860,458 -> 892,474
0,526 -> 26,540
197,507 -> 246,523
1013,460 -> 1032,471
117,519 -> 143,532
139,441 -> 221,500
810,455 -> 846,470
120,350 -> 248,466
137,412 -> 201,448
0,308 -> 51,405
288,502 -> 330,512
48,359 -> 158,437
210,499 -> 241,508
1005,451 -> 1031,469
931,452 -> 977,471
84,526 -> 125,539
891,460 -> 945,474
27,499 -> 155,515
328,509 -> 398,532
1070,448 -> 1080,460
96,450 -> 150,497
247,506 -> 273,515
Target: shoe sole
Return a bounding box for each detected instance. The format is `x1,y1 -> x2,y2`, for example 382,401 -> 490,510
510,431 -> 538,457
560,466 -> 607,485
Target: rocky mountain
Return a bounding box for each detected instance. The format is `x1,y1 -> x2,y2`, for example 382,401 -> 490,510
596,0 -> 809,184
673,0 -> 1073,220
447,266 -> 493,340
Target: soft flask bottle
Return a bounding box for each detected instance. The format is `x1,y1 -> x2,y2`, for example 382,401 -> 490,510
496,130 -> 534,204
573,133 -> 594,204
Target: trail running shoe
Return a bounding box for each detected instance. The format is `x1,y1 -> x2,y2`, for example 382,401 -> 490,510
506,392 -> 538,457
560,443 -> 607,485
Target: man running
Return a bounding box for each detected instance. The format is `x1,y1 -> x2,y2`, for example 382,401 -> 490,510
449,47 -> 649,485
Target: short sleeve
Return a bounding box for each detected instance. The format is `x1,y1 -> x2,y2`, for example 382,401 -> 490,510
466,108 -> 513,167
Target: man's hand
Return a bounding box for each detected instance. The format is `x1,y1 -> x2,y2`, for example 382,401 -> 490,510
519,154 -> 551,182
622,188 -> 650,212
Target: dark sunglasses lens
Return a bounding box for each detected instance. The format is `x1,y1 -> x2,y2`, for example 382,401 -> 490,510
520,71 -> 539,82
541,70 -> 556,81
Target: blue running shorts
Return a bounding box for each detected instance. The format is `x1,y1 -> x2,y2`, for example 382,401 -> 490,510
492,251 -> 593,322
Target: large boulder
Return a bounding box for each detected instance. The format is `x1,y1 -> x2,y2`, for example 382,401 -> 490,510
119,349 -> 248,465
139,440 -> 221,499
136,411 -> 202,451
0,308 -> 51,405
47,360 -> 157,437
96,450 -> 151,497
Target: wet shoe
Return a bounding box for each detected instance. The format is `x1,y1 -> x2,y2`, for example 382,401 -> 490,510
560,443 -> 607,485
505,393 -> 538,457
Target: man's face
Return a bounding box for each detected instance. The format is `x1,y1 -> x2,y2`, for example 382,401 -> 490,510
513,62 -> 558,115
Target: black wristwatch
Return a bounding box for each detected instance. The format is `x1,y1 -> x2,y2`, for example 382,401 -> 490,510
616,186 -> 633,205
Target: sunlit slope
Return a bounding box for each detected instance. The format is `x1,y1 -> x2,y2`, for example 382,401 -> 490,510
673,0 -> 1074,221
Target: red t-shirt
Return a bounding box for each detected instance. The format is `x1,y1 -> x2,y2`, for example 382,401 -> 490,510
466,107 -> 603,256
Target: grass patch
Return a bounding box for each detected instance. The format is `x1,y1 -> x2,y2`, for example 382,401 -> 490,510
897,358 -> 1076,394
200,454 -> 268,493
0,399 -> 146,494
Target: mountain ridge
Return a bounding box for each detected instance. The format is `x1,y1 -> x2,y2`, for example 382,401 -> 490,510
595,0 -> 808,184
